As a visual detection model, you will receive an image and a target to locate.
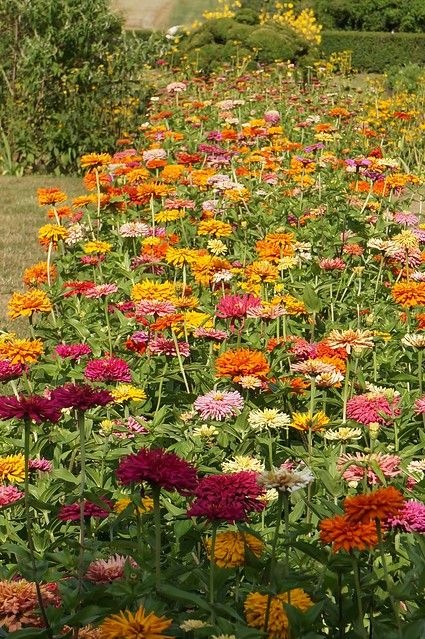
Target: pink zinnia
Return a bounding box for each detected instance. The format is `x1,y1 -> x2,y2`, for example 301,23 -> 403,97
289,338 -> 318,360
85,554 -> 138,583
148,336 -> 190,357
414,396 -> 425,414
119,222 -> 150,237
84,284 -> 118,299
0,360 -> 24,382
116,447 -> 198,494
84,357 -> 132,383
216,294 -> 262,322
55,343 -> 92,361
347,393 -> 401,425
193,327 -> 228,341
135,300 -> 176,317
29,458 -> 52,473
0,485 -> 23,506
187,471 -> 266,522
194,389 -> 244,421
338,452 -> 401,485
319,258 -> 346,271
58,498 -> 112,521
387,499 -> 425,533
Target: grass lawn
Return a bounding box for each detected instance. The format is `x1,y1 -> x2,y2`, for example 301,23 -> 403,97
112,0 -> 216,29
0,175 -> 81,331
169,0 -> 217,26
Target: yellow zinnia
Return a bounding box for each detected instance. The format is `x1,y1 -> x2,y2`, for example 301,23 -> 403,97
0,454 -> 25,483
111,385 -> 147,404
205,531 -> 264,568
98,606 -> 173,639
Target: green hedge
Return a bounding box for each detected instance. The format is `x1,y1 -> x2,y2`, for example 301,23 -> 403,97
321,31 -> 425,72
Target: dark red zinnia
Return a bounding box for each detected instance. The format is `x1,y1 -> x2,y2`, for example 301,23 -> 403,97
116,448 -> 198,495
51,384 -> 112,411
0,394 -> 62,423
187,471 -> 266,522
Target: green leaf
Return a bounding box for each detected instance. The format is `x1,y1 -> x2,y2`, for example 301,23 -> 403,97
158,584 -> 212,612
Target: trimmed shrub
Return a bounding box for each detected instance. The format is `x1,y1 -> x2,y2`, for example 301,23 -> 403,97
314,0 -> 425,33
320,31 -> 425,73
177,13 -> 314,72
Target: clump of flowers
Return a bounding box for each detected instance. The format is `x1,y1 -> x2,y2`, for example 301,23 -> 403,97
0,579 -> 60,631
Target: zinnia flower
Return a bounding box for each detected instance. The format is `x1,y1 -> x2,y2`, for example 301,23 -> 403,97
193,390 -> 244,421
0,359 -> 24,382
326,329 -> 374,353
319,515 -> 378,552
0,454 -> 25,482
346,393 -> 400,425
0,579 -> 60,630
344,486 -> 405,523
188,471 -> 265,522
258,465 -> 314,492
215,348 -> 270,382
386,499 -> 425,533
58,498 -> 112,521
85,555 -> 138,583
55,343 -> 92,361
0,337 -> 43,365
338,452 -> 401,485
392,281 -> 425,307
7,290 -> 52,319
84,357 -> 132,383
0,484 -> 23,506
110,385 -> 147,403
98,606 -> 173,639
116,448 -> 198,494
205,531 -> 264,567
244,589 -> 313,639
291,411 -> 330,431
52,384 -> 112,411
248,408 -> 290,431
0,394 -> 62,423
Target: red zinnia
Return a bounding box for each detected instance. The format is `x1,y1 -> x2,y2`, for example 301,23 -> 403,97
58,498 -> 112,521
187,471 -> 266,522
344,486 -> 405,523
116,447 -> 198,495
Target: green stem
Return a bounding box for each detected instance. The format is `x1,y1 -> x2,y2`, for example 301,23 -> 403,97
351,554 -> 367,639
418,349 -> 423,395
153,486 -> 162,589
171,330 -> 190,393
342,358 -> 350,423
337,570 -> 344,639
104,297 -> 113,356
209,523 -> 218,621
264,491 -> 284,634
24,420 -> 53,638
376,520 -> 402,638
77,410 -> 86,593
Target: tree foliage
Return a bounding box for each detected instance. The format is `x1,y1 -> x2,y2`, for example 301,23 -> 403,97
0,0 -> 156,173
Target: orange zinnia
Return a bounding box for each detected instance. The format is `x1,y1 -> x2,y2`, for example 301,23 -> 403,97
391,281 -> 425,308
0,338 -> 44,365
344,486 -> 404,524
319,515 -> 378,552
215,348 -> 270,381
80,153 -> 112,169
7,290 -> 52,320
23,262 -> 57,287
37,188 -> 67,206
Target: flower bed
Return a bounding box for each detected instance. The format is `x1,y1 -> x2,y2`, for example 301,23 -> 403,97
1,66 -> 425,637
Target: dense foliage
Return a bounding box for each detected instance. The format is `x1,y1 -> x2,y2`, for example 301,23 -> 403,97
1,64 -> 425,637
313,0 -> 425,33
320,31 -> 425,73
0,0 -> 157,174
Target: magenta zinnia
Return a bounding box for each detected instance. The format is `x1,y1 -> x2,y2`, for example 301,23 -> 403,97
0,360 -> 24,382
194,389 -> 244,421
58,498 -> 112,521
187,471 -> 266,522
55,343 -> 92,361
84,357 -> 132,383
116,447 -> 198,494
